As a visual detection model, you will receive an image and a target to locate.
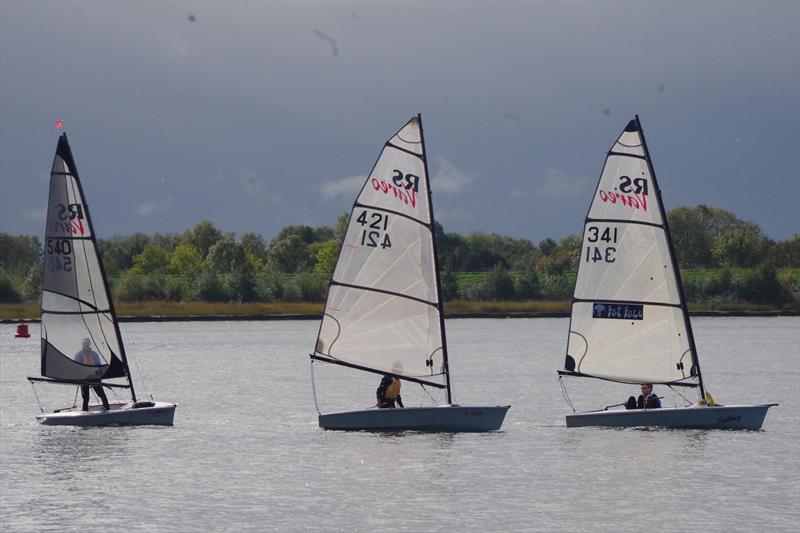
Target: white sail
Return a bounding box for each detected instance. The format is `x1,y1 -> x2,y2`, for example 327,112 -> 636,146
40,134 -> 128,382
564,119 -> 698,385
314,117 -> 446,382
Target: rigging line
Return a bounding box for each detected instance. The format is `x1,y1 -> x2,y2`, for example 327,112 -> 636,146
310,358 -> 321,415
73,386 -> 79,408
418,382 -> 438,406
667,384 -> 694,407
558,376 -> 576,413
30,381 -> 45,413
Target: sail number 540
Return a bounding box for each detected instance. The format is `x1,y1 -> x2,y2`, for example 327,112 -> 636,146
356,210 -> 392,249
585,226 -> 617,263
46,238 -> 73,271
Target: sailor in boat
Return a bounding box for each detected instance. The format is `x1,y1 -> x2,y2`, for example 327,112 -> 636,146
74,338 -> 110,411
624,383 -> 662,410
376,375 -> 404,409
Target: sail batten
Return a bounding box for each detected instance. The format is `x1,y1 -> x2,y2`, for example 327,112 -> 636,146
564,118 -> 699,387
315,117 -> 446,383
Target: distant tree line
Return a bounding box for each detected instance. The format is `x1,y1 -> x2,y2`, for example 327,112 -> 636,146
1,205 -> 798,307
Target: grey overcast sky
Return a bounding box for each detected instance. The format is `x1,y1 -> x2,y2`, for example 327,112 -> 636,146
1,0 -> 798,243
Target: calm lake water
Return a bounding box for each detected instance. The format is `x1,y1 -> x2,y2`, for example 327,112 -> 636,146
1,317 -> 798,532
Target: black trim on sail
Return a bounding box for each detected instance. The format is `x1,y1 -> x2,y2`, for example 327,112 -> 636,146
43,235 -> 94,240
352,202 -> 431,227
636,115 -> 706,399
418,113 -> 453,405
386,142 -> 423,159
310,354 -> 447,389
42,288 -> 108,313
28,376 -> 131,388
557,370 -> 699,388
585,218 -> 665,230
607,151 -> 647,160
571,297 -> 681,309
330,280 -> 439,308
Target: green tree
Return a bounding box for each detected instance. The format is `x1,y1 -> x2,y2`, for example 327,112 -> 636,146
538,238 -> 557,257
99,233 -> 149,277
241,233 -> 267,263
313,240 -> 340,274
483,266 -> 516,300
0,233 -> 41,279
131,244 -> 169,274
183,220 -> 222,259
712,227 -> 764,267
515,268 -> 541,300
167,243 -> 204,277
440,268 -> 459,301
0,267 -> 22,303
266,234 -> 313,273
335,212 -> 350,241
206,238 -> 256,301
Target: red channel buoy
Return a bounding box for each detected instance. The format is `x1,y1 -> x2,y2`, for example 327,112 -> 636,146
15,324 -> 31,338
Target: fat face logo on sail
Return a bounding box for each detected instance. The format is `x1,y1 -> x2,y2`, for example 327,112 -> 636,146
52,203 -> 86,235
598,175 -> 649,212
370,169 -> 420,208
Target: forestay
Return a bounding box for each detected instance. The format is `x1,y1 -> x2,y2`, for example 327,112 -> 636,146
314,117 -> 446,382
563,119 -> 698,386
40,134 -> 127,382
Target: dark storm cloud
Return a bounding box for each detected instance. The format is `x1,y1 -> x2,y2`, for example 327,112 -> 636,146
1,1 -> 797,242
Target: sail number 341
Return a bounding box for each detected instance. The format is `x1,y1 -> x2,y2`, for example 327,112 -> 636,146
585,226 -> 617,263
356,210 -> 392,249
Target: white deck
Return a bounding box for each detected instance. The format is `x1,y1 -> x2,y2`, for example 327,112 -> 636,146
566,403 -> 777,430
319,404 -> 510,432
36,400 -> 176,426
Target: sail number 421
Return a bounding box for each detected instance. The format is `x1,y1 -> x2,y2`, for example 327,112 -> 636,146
585,226 -> 617,263
356,210 -> 392,249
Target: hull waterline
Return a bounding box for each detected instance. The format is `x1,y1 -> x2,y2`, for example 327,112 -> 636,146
565,403 -> 777,430
36,401 -> 176,426
320,404 -> 510,432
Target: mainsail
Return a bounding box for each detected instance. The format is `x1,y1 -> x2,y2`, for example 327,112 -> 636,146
313,116 -> 449,393
38,134 -> 130,386
562,117 -> 703,390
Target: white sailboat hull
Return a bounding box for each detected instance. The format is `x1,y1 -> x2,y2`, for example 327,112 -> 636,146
319,404 -> 510,432
565,403 -> 777,430
36,401 -> 176,426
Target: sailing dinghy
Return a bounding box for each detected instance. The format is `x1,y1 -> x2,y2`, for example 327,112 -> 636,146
27,133 -> 176,426
558,116 -> 776,430
310,115 -> 509,431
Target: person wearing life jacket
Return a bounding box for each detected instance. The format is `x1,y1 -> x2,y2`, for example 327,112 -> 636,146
624,383 -> 661,410
376,375 -> 404,409
74,338 -> 110,411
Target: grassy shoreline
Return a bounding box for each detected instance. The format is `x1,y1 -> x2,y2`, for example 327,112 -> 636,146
1,300 -> 797,322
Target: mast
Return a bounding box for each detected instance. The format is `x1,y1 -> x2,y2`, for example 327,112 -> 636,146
635,116 -> 706,400
60,133 -> 138,402
417,114 -> 453,405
